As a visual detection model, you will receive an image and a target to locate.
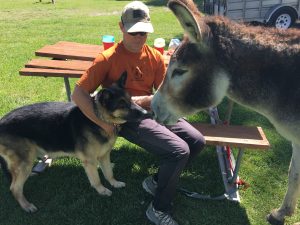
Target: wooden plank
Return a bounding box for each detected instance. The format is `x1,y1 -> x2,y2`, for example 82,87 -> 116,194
226,10 -> 245,20
281,0 -> 300,4
19,67 -> 82,78
246,1 -> 261,9
36,41 -> 170,63
39,44 -> 101,54
227,0 -> 243,3
25,59 -> 92,71
191,123 -> 270,149
262,0 -> 281,6
244,9 -> 262,19
35,45 -> 99,61
227,1 -> 261,10
54,41 -> 103,51
227,2 -> 244,10
35,45 -> 170,65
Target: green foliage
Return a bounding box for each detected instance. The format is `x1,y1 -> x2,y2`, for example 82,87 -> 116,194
0,0 -> 297,225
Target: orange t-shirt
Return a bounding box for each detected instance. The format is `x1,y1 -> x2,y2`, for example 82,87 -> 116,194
76,41 -> 166,96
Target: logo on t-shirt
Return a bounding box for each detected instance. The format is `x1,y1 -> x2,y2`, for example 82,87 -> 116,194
132,66 -> 144,82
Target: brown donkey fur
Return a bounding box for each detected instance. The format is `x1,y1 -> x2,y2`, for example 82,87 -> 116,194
151,0 -> 300,224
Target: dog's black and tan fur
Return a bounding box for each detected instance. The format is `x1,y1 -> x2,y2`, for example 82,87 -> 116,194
151,0 -> 299,224
0,72 -> 147,213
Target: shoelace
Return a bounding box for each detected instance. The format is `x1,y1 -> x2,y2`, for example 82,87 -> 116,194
152,178 -> 158,187
154,209 -> 176,225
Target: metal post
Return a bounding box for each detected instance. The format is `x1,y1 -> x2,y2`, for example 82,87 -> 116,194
216,146 -> 240,201
209,106 -> 241,202
225,100 -> 234,123
228,148 -> 244,184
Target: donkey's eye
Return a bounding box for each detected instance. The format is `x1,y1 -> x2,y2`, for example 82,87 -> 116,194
171,68 -> 187,78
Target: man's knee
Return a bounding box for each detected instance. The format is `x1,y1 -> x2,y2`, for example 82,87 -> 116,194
195,134 -> 206,151
171,141 -> 190,161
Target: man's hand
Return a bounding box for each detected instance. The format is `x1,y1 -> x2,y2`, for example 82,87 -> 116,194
132,95 -> 153,110
100,122 -> 117,136
72,85 -> 118,136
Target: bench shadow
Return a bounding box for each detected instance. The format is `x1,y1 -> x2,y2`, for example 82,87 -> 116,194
0,143 -> 251,225
113,143 -> 252,225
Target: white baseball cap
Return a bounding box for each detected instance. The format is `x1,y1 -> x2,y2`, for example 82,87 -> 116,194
121,1 -> 154,33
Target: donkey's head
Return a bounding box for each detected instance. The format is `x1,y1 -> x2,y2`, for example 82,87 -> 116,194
151,0 -> 229,124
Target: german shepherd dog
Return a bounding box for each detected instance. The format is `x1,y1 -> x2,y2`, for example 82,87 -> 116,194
151,0 -> 300,224
0,72 -> 147,213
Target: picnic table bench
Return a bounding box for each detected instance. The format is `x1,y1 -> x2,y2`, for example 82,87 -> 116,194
20,41 -> 170,101
19,41 -> 270,202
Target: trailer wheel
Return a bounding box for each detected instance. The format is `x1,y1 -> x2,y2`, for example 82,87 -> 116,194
268,7 -> 297,29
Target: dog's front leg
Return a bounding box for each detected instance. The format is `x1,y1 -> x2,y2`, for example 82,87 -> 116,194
267,143 -> 300,225
82,159 -> 112,196
99,151 -> 126,188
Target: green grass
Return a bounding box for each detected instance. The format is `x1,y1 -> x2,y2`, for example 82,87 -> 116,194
0,0 -> 298,224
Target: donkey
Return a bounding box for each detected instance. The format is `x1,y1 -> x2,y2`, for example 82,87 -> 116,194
151,0 -> 300,224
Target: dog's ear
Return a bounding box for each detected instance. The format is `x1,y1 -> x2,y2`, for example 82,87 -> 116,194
96,89 -> 112,106
117,71 -> 127,88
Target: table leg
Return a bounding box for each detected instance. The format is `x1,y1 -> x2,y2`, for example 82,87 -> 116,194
210,106 -> 241,202
64,77 -> 71,102
216,145 -> 240,201
178,105 -> 243,202
229,148 -> 244,185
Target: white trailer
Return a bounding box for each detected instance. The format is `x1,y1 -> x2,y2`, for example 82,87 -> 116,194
203,0 -> 300,29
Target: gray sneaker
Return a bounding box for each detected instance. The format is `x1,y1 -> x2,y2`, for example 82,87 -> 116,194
142,176 -> 157,196
146,202 -> 179,225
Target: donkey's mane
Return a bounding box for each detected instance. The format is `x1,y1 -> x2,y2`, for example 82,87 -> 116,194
204,16 -> 300,53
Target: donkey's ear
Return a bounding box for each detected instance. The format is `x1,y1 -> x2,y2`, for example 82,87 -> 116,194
117,71 -> 127,88
168,0 -> 203,43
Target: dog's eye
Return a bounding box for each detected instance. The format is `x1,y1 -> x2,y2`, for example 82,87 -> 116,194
117,100 -> 128,109
171,68 -> 187,78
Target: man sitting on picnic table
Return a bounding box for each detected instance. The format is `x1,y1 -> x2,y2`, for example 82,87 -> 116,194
36,1 -> 206,225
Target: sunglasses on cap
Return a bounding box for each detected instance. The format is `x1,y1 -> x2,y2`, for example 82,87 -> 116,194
128,32 -> 147,36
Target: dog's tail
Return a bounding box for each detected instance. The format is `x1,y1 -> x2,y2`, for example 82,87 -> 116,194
0,155 -> 12,183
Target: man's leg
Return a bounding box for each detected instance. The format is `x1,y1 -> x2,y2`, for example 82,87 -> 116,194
119,118 -> 205,212
167,118 -> 205,162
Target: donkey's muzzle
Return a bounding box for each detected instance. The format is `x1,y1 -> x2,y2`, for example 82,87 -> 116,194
126,102 -> 152,121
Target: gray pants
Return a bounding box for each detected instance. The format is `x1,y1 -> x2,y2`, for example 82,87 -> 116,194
119,118 -> 205,212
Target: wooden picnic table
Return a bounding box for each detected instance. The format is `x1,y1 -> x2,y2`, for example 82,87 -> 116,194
18,41 -> 269,150
19,41 -> 171,101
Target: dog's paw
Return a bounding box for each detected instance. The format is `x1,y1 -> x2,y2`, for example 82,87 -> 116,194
101,188 -> 113,196
96,186 -> 112,196
23,203 -> 38,213
111,180 -> 126,188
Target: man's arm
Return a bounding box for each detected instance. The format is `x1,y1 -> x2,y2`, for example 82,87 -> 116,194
131,95 -> 153,110
72,85 -> 115,136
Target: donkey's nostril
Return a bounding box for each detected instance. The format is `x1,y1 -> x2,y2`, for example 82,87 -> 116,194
149,110 -> 155,119
151,109 -> 157,120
